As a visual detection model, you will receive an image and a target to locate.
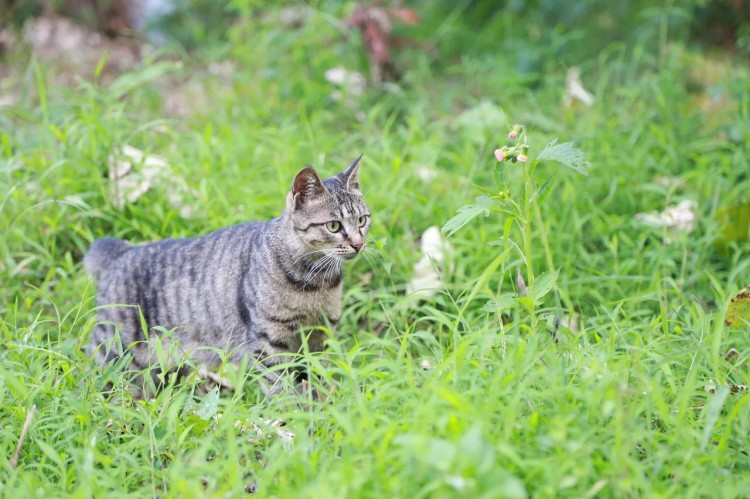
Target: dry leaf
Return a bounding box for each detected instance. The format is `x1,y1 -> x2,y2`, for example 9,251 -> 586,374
419,359 -> 435,370
724,348 -> 739,362
415,165 -> 438,182
406,226 -> 453,300
242,419 -> 295,451
324,66 -> 367,97
516,269 -> 527,297
635,200 -> 697,243
108,145 -> 198,218
563,66 -> 594,107
704,379 -> 746,396
725,285 -> 750,328
730,384 -> 748,395
705,379 -> 717,394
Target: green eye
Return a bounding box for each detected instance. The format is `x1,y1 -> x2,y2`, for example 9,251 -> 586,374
326,220 -> 342,232
357,215 -> 368,227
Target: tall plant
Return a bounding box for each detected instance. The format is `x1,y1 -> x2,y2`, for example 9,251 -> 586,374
443,124 -> 590,333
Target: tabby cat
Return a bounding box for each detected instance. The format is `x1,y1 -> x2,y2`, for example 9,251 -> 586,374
85,156 -> 370,394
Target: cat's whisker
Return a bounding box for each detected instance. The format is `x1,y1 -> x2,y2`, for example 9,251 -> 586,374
320,259 -> 333,284
323,255 -> 342,283
292,249 -> 327,265
360,247 -> 384,269
321,256 -> 339,284
328,261 -> 341,284
302,254 -> 329,280
302,253 -> 336,288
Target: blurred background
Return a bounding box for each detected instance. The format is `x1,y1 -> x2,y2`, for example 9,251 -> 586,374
2,0 -> 749,86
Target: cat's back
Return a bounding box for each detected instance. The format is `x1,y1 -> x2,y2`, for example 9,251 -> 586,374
90,221 -> 271,330
87,221 -> 269,286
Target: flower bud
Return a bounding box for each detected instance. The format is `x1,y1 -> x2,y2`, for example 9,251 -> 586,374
494,148 -> 507,162
508,124 -> 524,140
517,145 -> 529,163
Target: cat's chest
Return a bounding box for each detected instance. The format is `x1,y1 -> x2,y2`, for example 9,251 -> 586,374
286,284 -> 342,318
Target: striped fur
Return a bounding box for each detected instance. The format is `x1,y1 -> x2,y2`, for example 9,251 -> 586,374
86,156 -> 370,394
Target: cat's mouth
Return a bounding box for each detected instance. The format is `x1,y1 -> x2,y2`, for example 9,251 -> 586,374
339,247 -> 363,260
342,252 -> 358,260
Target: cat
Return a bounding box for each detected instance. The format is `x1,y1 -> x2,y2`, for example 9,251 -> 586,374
85,155 -> 370,395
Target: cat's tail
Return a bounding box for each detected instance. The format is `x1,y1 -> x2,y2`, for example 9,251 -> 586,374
84,238 -> 131,281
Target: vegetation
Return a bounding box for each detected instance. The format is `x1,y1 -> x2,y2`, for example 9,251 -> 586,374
1,1 -> 749,496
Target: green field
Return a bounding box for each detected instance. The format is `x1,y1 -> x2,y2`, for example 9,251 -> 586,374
1,2 -> 749,497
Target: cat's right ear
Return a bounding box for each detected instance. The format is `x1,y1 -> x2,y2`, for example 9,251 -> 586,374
292,166 -> 327,210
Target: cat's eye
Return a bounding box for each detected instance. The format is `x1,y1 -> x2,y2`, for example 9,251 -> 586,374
357,215 -> 368,227
326,221 -> 342,233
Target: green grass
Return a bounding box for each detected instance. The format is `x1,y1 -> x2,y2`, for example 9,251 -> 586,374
2,2 -> 750,497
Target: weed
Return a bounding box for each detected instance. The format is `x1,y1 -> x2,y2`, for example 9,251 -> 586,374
1,3 -> 749,497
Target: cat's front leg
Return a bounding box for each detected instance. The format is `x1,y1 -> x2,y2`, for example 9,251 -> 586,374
240,341 -> 299,396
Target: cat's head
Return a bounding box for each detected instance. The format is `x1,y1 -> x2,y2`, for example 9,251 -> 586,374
285,155 -> 370,260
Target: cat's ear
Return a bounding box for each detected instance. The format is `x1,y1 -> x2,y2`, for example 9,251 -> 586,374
292,166 -> 327,210
338,154 -> 363,192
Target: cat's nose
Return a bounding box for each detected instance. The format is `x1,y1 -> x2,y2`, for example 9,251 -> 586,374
349,240 -> 364,253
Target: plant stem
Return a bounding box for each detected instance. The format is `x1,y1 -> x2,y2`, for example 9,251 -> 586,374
523,160 -> 539,333
523,161 -> 535,288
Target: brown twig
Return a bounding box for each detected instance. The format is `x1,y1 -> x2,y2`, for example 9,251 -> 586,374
10,404 -> 36,470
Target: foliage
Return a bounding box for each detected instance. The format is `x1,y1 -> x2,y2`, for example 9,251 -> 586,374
1,1 -> 750,497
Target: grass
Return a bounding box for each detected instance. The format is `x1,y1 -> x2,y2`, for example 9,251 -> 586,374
1,2 -> 750,497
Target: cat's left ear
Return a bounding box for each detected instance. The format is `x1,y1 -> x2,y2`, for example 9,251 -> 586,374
292,166 -> 328,210
338,154 -> 363,192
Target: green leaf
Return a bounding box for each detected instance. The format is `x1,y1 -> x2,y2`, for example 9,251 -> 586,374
454,246 -> 513,331
481,300 -> 495,313
458,425 -> 495,472
536,139 -> 590,176
442,196 -> 497,237
427,438 -> 457,471
530,171 -> 558,205
528,270 -> 558,305
482,294 -> 516,313
494,293 -> 516,312
196,386 -> 220,420
515,296 -> 533,312
496,474 -> 528,499
716,203 -> 750,253
701,386 -> 729,450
